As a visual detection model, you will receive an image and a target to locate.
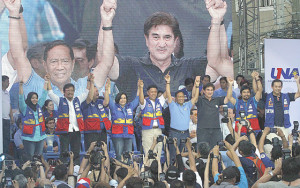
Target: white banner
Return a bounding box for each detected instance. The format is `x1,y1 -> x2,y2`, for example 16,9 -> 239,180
265,39 -> 300,130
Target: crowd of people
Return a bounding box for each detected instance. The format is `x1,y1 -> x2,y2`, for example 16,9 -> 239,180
1,0 -> 300,187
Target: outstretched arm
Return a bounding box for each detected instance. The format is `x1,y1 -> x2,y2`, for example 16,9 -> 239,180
225,77 -> 234,104
205,0 -> 233,82
165,72 -> 172,104
138,79 -> 145,105
93,0 -> 119,88
103,79 -> 111,107
85,73 -> 95,104
4,0 -> 32,83
191,76 -> 200,105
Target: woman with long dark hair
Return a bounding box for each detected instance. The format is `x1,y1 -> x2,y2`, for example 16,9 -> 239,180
103,79 -> 143,160
42,99 -> 58,119
19,76 -> 49,157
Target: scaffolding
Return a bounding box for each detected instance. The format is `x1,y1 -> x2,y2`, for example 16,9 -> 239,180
238,0 -> 261,75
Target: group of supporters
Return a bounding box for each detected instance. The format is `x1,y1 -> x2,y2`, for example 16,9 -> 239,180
1,0 -> 300,187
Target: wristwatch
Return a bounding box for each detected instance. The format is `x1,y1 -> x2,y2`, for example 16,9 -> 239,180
213,155 -> 219,159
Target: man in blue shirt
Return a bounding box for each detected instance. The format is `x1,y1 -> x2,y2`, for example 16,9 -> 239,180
5,0 -> 114,99
213,76 -> 236,109
166,73 -> 200,162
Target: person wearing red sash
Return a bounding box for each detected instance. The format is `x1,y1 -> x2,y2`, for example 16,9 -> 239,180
106,79 -> 142,160
81,79 -> 111,149
48,73 -> 94,164
19,75 -> 49,158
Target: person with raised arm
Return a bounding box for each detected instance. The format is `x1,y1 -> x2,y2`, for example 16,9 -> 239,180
96,0 -> 233,100
166,73 -> 201,162
18,75 -> 49,158
106,79 -> 142,160
47,73 -> 94,164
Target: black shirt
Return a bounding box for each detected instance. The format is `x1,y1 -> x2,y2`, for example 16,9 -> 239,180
262,92 -> 295,127
115,53 -> 207,100
196,95 -> 225,129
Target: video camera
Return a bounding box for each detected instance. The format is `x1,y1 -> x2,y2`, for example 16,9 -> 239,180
148,150 -> 157,159
122,151 -> 131,159
166,137 -> 174,144
157,135 -> 164,143
180,138 -> 187,144
239,110 -> 248,127
221,105 -> 229,123
272,137 -> 282,147
282,149 -> 291,160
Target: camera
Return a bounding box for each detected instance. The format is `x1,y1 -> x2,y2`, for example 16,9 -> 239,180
47,159 -> 57,166
282,149 -> 291,159
4,160 -> 14,170
270,128 -> 277,133
61,151 -> 70,158
133,155 -> 143,163
272,137 -> 282,147
221,105 -> 229,123
96,141 -> 103,147
32,154 -> 42,162
217,141 -> 225,148
180,138 -> 187,144
148,150 -> 157,159
157,135 -> 164,143
140,170 -> 152,180
122,151 -> 131,159
159,173 -> 166,181
5,177 -> 12,187
166,137 -> 174,144
239,110 -> 248,127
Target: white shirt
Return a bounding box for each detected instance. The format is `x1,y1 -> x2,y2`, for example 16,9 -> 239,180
48,89 -> 89,132
1,53 -> 18,91
140,95 -> 166,127
189,120 -> 197,143
233,87 -> 241,98
2,89 -> 11,119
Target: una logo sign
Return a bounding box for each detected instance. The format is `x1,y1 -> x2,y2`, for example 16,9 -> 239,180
271,68 -> 299,79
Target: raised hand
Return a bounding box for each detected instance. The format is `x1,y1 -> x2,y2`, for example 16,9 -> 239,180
69,151 -> 74,159
195,76 -> 201,87
226,77 -> 234,86
164,71 -> 170,83
205,0 -> 225,9
44,74 -> 50,82
100,0 -> 117,26
105,78 -> 111,91
101,141 -> 108,152
251,71 -> 259,79
206,0 -> 227,21
138,79 -> 144,88
3,0 -> 20,15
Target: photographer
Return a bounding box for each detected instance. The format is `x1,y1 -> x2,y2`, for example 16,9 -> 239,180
52,151 -> 74,187
80,142 -> 110,186
210,141 -> 248,188
258,127 -> 289,168
252,157 -> 300,188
